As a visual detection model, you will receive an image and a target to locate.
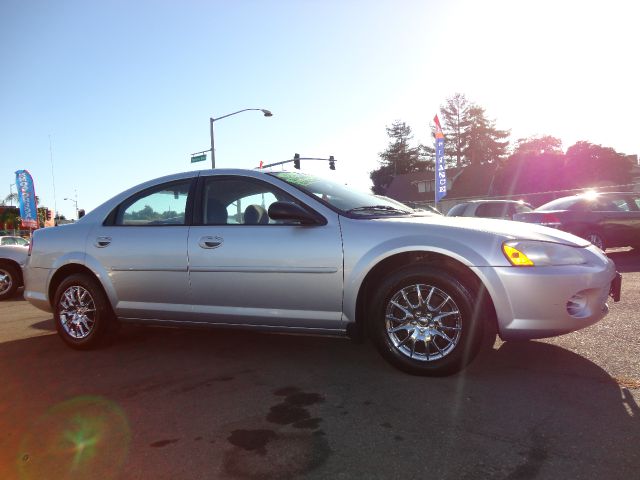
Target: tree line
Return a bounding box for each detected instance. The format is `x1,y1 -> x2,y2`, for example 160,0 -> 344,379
371,93 -> 636,205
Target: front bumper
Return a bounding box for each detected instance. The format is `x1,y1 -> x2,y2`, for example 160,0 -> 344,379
475,248 -> 617,340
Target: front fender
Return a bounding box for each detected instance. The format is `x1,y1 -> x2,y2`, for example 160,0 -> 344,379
343,234 -> 502,324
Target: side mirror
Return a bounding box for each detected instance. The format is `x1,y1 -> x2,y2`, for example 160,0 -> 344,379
268,202 -> 321,225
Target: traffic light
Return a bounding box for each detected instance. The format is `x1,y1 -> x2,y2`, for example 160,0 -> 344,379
329,155 -> 335,170
46,209 -> 52,220
293,153 -> 300,169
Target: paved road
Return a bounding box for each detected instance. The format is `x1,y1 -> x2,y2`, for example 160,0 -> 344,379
1,252 -> 639,479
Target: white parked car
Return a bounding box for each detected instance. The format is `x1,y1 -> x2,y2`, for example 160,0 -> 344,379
447,200 -> 533,220
0,244 -> 28,300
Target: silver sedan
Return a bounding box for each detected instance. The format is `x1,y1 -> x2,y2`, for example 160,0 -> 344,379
0,244 -> 28,300
24,169 -> 620,375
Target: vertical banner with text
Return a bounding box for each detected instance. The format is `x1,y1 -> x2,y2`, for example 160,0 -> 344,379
434,115 -> 446,203
15,170 -> 38,229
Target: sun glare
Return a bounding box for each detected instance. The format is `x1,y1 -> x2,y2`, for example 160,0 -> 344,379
582,190 -> 599,200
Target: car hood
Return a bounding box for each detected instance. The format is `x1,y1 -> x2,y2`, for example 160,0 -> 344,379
371,215 -> 591,247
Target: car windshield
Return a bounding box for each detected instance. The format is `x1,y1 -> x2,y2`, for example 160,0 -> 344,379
269,171 -> 422,216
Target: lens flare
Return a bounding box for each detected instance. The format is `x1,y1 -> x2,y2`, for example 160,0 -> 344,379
17,396 -> 130,480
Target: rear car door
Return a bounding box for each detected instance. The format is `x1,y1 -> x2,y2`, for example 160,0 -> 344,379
187,174 -> 344,330
87,178 -> 195,321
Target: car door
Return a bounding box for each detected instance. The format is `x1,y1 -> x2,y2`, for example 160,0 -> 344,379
187,174 -> 344,330
87,178 -> 195,321
592,195 -> 635,247
627,194 -> 640,246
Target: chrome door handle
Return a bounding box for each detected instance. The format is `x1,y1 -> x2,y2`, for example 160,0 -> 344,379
95,236 -> 112,248
199,236 -> 223,249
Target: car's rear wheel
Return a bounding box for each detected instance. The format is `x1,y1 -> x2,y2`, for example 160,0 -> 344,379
370,265 -> 484,376
584,231 -> 605,251
0,263 -> 20,300
54,273 -> 112,349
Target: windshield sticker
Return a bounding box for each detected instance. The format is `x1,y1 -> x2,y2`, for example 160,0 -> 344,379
275,172 -> 318,187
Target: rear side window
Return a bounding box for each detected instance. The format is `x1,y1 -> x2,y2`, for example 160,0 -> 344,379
475,202 -> 509,218
117,180 -> 192,226
588,197 -> 627,212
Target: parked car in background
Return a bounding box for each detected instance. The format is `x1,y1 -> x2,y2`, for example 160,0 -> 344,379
0,244 -> 28,300
513,191 -> 640,251
0,235 -> 29,246
446,200 -> 533,220
24,169 -> 619,376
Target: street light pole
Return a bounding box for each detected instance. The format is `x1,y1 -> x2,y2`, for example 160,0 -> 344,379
208,108 -> 272,169
64,190 -> 78,220
210,117 -> 215,169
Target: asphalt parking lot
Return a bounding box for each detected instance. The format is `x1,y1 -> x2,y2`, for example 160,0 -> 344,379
1,250 -> 639,480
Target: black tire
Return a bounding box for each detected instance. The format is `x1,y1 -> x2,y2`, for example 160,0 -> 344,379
369,265 -> 484,376
0,263 -> 20,300
583,231 -> 605,251
54,273 -> 113,349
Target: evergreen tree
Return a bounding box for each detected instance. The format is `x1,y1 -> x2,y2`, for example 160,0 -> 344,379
463,105 -> 510,165
438,93 -> 470,168
438,93 -> 509,168
370,121 -> 425,194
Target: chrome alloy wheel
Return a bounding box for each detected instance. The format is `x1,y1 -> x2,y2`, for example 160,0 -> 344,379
58,285 -> 97,339
385,284 -> 462,362
586,233 -> 604,251
0,269 -> 12,296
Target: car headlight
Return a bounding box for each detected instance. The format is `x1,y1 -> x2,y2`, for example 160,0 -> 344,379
502,240 -> 588,267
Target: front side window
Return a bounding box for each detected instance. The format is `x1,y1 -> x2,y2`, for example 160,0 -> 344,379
514,203 -> 533,214
117,180 -> 191,226
201,177 -> 301,225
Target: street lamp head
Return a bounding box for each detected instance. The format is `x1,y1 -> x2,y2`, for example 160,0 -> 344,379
261,109 -> 273,117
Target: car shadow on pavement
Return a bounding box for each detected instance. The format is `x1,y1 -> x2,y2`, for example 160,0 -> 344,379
0,326 -> 638,480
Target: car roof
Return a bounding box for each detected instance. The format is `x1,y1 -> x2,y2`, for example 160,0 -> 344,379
464,199 -> 530,204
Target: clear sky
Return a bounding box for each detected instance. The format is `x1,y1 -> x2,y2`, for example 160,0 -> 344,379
1,0 -> 638,219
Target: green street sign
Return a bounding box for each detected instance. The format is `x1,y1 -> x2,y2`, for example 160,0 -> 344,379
191,154 -> 207,163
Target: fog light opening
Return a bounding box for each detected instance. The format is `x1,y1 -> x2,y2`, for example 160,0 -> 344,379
566,293 -> 588,318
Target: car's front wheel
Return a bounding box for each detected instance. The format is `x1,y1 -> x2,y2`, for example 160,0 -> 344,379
584,231 -> 605,251
370,265 -> 484,376
54,273 -> 113,349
